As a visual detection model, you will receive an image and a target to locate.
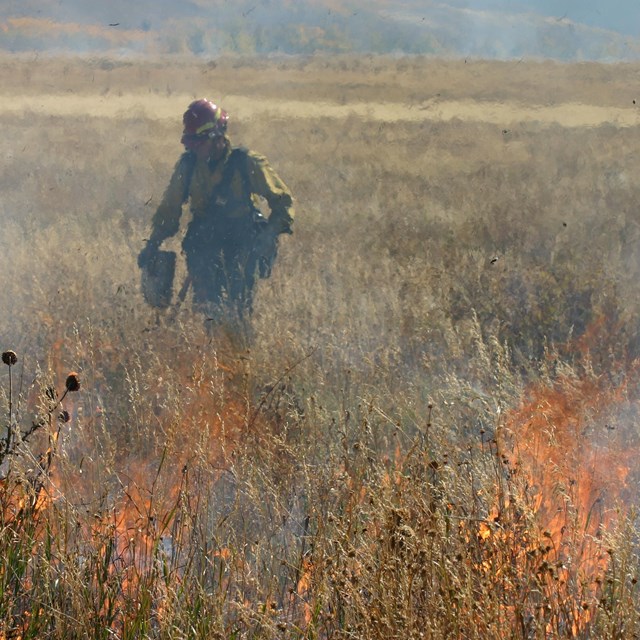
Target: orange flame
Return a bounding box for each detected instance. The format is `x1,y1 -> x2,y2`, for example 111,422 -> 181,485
471,315 -> 640,634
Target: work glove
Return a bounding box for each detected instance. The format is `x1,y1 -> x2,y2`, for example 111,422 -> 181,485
137,238 -> 160,269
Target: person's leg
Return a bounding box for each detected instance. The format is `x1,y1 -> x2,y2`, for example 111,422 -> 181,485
221,237 -> 258,320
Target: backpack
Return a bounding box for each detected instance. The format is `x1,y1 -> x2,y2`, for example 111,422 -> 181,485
181,147 -> 274,277
180,146 -> 265,225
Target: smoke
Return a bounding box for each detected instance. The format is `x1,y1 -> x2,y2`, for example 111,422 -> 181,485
0,0 -> 639,60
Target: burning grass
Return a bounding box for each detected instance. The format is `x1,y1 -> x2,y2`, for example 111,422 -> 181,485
2,326 -> 639,638
1,54 -> 640,638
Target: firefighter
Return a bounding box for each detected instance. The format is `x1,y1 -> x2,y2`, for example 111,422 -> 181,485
137,98 -> 294,322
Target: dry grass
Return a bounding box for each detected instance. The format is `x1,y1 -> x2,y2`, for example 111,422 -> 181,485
0,53 -> 640,639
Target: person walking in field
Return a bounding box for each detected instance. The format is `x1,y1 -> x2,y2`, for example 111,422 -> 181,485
137,98 -> 294,324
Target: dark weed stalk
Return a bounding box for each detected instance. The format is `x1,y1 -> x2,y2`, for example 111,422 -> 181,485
1,350 -> 17,460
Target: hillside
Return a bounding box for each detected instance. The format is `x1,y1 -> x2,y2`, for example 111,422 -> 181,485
0,0 -> 639,60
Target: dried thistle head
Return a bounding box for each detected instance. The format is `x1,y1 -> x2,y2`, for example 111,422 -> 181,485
58,410 -> 71,423
2,350 -> 17,366
65,372 -> 80,392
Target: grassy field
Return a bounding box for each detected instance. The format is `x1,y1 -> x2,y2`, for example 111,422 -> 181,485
1,53 -> 640,638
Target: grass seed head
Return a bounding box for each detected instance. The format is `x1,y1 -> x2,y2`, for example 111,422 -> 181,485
65,372 -> 80,392
2,350 -> 17,366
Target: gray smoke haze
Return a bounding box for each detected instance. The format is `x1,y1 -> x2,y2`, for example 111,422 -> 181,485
445,0 -> 640,37
0,0 -> 639,60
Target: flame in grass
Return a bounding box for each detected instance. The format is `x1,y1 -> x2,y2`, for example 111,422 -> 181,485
1,361 -> 79,523
295,556 -> 315,626
503,376 -> 634,541
108,412 -> 237,626
505,315 -> 640,544
0,364 -> 81,640
0,344 -> 269,636
87,349 -> 283,635
489,317 -> 640,634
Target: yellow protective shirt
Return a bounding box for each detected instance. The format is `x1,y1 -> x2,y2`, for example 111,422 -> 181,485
150,141 -> 294,242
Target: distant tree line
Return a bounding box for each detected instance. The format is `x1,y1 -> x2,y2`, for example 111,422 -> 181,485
0,5 -> 639,60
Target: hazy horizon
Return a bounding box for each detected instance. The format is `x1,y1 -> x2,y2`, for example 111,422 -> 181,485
0,0 -> 639,61
445,0 -> 640,37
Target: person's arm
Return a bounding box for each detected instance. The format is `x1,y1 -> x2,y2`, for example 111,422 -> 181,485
148,152 -> 194,244
245,151 -> 294,235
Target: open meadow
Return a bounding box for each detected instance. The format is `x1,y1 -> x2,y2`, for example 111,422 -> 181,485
1,54 -> 640,638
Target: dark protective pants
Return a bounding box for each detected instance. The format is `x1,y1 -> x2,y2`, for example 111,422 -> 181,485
182,214 -> 260,321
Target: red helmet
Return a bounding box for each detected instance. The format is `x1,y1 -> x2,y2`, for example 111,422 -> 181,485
181,99 -> 229,146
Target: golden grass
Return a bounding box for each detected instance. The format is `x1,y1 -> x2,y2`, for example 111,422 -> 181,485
0,53 -> 639,638
3,54 -> 640,107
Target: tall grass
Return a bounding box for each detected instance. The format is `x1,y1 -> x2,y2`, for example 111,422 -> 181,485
0,53 -> 639,638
